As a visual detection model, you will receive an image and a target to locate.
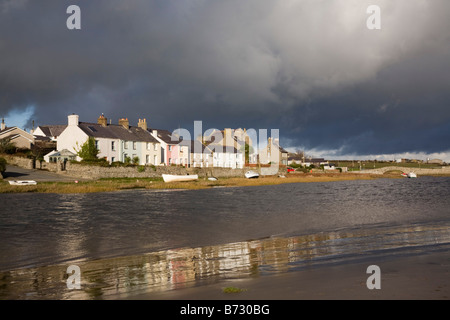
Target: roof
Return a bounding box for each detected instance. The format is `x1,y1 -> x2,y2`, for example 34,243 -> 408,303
0,126 -> 34,141
149,128 -> 179,145
178,139 -> 209,153
206,144 -> 241,154
46,149 -> 76,157
77,122 -> 159,143
37,125 -> 67,137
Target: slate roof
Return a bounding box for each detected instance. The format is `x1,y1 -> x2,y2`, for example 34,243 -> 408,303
77,122 -> 159,143
37,125 -> 67,137
149,128 -> 180,145
205,144 -> 241,154
178,139 -> 210,153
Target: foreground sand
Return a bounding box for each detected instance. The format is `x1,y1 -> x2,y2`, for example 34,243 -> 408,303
127,250 -> 449,300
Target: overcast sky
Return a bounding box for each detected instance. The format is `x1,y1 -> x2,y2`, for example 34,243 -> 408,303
1,0 -> 449,160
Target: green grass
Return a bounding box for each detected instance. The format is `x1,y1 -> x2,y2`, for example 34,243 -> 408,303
222,286 -> 246,294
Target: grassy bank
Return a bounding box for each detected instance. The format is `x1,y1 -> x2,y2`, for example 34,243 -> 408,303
0,172 -> 395,194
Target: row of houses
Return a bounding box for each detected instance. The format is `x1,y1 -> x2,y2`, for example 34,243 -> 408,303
1,114 -> 289,169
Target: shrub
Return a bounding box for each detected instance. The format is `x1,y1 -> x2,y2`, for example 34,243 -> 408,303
0,138 -> 16,154
132,156 -> 140,165
0,157 -> 6,173
137,165 -> 145,172
76,137 -> 99,161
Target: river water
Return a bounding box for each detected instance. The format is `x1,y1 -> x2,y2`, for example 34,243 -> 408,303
0,176 -> 449,299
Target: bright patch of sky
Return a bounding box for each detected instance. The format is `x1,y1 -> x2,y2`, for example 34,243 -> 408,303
2,105 -> 35,130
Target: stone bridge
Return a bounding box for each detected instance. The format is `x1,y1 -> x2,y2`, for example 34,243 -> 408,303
355,166 -> 450,175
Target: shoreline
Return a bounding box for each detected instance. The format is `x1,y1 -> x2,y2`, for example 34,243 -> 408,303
0,172 -> 402,194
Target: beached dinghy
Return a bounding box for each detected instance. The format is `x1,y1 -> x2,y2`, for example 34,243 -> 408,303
8,180 -> 37,186
162,174 -> 198,182
245,170 -> 259,179
407,172 -> 417,178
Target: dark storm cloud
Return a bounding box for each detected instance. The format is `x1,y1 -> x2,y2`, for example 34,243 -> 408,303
1,0 -> 449,158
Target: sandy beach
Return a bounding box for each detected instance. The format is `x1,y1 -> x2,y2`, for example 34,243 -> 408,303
128,250 -> 449,300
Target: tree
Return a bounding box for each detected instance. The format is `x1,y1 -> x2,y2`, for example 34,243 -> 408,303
76,137 -> 99,161
0,138 -> 16,154
240,143 -> 254,164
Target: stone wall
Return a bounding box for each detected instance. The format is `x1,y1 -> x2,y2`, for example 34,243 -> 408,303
63,162 -> 280,179
37,160 -> 63,172
0,154 -> 286,180
2,155 -> 35,169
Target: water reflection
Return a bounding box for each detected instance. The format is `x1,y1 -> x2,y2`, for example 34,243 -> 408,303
1,222 -> 448,300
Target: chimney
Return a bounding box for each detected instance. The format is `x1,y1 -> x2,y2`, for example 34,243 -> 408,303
97,113 -> 107,127
118,118 -> 129,129
30,120 -> 35,134
1,118 -> 5,131
138,118 -> 147,131
68,114 -> 79,126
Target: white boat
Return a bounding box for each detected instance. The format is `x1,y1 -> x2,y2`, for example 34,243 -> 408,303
245,170 -> 259,179
162,174 -> 198,182
207,177 -> 218,181
407,172 -> 417,178
8,180 -> 37,186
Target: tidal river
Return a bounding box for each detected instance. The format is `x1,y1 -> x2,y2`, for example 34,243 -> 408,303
0,176 -> 449,299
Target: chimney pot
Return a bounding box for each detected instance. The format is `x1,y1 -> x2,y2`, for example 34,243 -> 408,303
119,118 -> 129,129
138,118 -> 148,131
97,114 -> 108,127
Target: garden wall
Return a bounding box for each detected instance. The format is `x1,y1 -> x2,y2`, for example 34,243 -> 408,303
63,162 -> 283,179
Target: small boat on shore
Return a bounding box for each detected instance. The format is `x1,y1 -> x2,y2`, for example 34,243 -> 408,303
407,172 -> 417,178
207,177 -> 218,181
8,180 -> 37,186
162,174 -> 198,183
245,170 -> 259,179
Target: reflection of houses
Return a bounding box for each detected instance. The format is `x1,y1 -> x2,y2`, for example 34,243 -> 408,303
57,114 -> 161,165
0,118 -> 35,150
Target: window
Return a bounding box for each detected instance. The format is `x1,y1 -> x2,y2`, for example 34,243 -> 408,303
154,144 -> 158,151
146,155 -> 149,163
124,141 -> 128,149
169,158 -> 172,165
147,142 -> 151,150
111,157 -> 115,163
111,141 -> 115,151
154,155 -> 157,165
168,145 -> 172,151
133,141 -> 137,150
95,140 -> 99,149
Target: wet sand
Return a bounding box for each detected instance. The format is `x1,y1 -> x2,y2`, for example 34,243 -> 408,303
128,250 -> 450,300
